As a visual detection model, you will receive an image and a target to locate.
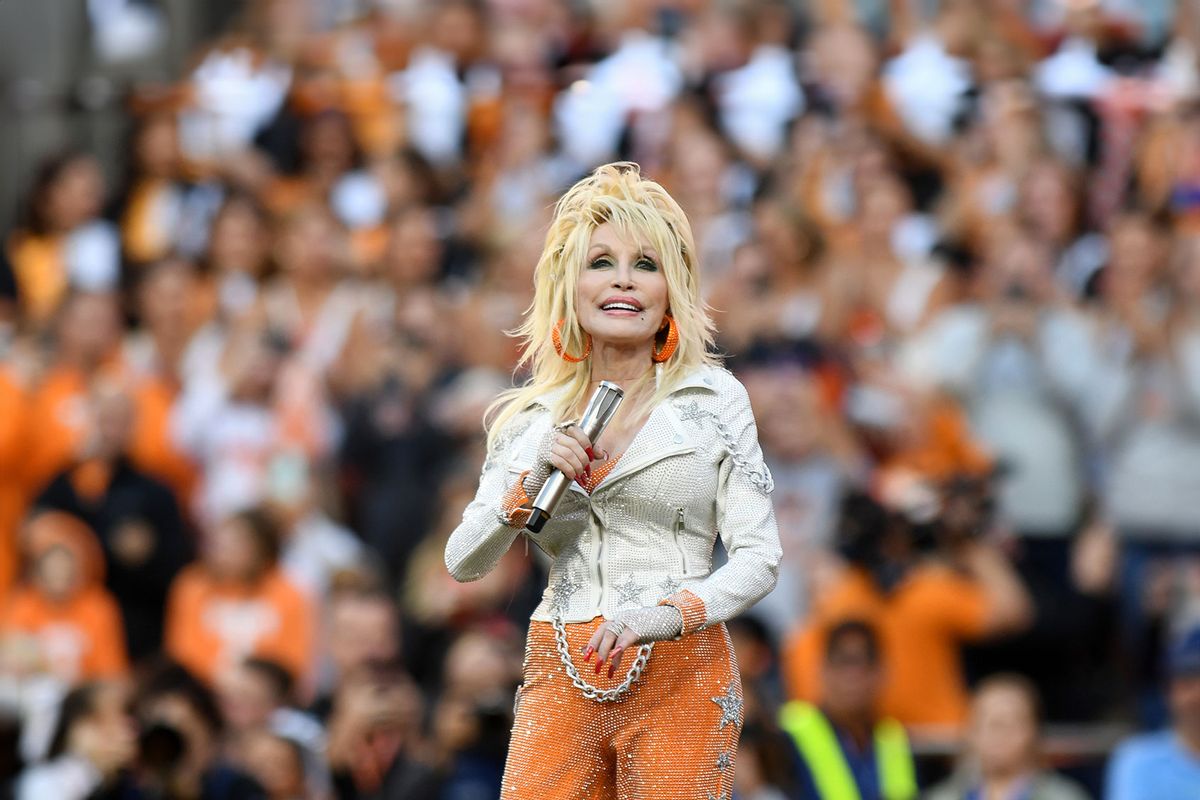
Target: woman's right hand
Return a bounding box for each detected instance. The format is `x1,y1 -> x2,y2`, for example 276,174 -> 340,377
546,423 -> 608,483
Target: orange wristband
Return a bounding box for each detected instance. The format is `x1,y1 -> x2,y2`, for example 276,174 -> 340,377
658,589 -> 707,637
500,469 -> 533,528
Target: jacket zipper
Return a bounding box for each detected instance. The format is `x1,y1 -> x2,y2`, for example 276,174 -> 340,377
673,507 -> 688,574
593,517 -> 605,610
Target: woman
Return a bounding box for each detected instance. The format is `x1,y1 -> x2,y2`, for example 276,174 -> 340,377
924,674 -> 1089,800
445,162 -> 781,798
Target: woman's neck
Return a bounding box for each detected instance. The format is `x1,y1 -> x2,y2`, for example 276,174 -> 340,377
589,341 -> 653,385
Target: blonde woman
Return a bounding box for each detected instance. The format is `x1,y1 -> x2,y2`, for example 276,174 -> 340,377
445,163 -> 781,799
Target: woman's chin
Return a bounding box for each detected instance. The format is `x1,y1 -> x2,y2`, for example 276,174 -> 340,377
587,331 -> 655,351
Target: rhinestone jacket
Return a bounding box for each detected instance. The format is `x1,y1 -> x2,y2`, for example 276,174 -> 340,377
445,365 -> 782,628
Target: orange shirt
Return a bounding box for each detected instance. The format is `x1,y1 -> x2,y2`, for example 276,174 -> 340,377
126,375 -> 198,505
1,586 -> 129,681
165,565 -> 314,687
26,368 -> 91,495
27,366 -> 198,506
6,233 -> 67,326
0,370 -> 32,597
782,565 -> 990,727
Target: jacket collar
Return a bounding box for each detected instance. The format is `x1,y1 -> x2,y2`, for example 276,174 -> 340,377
529,365 -> 720,496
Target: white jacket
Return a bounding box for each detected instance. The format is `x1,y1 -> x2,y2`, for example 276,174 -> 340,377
445,365 -> 782,628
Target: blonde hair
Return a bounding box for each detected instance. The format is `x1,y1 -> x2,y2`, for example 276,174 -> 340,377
486,162 -> 718,449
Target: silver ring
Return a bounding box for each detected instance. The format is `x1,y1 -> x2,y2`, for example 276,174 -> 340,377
606,619 -> 626,638
553,419 -> 579,433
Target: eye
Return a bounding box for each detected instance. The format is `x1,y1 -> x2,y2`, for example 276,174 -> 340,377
588,257 -> 613,270
636,258 -> 658,272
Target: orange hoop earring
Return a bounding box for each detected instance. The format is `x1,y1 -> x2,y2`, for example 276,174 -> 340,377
652,315 -> 679,362
552,319 -> 591,363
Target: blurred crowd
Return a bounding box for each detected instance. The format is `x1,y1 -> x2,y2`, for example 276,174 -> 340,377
3,0 -> 1200,797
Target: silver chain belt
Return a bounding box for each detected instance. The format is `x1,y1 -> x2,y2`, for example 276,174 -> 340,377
552,616 -> 653,702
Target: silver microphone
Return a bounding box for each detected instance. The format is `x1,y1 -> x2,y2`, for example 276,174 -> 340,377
526,381 -> 624,533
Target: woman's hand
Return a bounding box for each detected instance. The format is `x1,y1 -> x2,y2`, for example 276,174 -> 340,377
582,606 -> 684,677
546,422 -> 608,486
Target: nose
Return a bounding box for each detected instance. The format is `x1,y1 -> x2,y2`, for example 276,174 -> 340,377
611,261 -> 635,290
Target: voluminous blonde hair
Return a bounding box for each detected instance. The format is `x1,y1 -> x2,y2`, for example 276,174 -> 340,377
486,162 -> 718,449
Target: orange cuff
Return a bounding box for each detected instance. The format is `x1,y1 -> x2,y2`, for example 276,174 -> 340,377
659,589 -> 707,637
500,470 -> 533,528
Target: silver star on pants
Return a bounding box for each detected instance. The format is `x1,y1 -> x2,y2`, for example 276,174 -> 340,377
711,683 -> 742,730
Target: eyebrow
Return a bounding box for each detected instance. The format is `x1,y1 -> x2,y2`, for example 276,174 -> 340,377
587,244 -> 660,260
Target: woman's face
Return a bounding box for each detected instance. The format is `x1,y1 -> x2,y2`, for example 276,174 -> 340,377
206,518 -> 264,583
209,202 -> 267,275
970,684 -> 1038,776
574,222 -> 670,350
277,209 -> 338,282
42,158 -> 105,232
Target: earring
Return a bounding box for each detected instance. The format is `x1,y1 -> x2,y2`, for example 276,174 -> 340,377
552,319 -> 592,363
651,315 -> 679,362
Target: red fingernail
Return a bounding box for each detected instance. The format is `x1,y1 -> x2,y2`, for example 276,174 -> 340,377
584,465 -> 591,476
585,447 -> 594,459
608,663 -> 615,678
583,646 -> 594,662
594,660 -> 603,675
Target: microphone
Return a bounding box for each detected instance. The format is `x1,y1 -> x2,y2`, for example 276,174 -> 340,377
526,381 -> 624,533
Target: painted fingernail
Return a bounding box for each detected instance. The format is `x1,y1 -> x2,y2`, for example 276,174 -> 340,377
608,663 -> 615,678
584,464 -> 591,476
594,660 -> 603,675
583,646 -> 594,662
585,447 -> 594,460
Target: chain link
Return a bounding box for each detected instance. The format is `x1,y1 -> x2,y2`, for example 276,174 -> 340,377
552,616 -> 653,702
711,418 -> 774,494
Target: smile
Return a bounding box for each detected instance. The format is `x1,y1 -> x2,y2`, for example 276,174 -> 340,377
600,297 -> 643,314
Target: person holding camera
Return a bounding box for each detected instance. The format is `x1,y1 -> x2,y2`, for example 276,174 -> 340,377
783,487 -> 1032,728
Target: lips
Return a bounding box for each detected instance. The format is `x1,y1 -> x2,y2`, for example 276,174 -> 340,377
600,296 -> 643,313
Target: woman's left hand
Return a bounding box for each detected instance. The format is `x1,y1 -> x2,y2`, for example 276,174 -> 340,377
583,606 -> 683,677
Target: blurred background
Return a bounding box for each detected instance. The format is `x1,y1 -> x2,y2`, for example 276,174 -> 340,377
2,0 -> 1200,798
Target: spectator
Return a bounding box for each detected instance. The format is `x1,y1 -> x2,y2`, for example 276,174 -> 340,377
779,619 -> 917,800
172,324 -> 303,525
783,490 -> 1032,727
1107,625 -> 1200,800
35,379 -> 192,661
232,728 -> 309,800
216,657 -> 327,796
4,152 -> 119,327
164,508 -> 313,689
325,658 -> 437,799
25,291 -> 125,493
925,674 -> 1090,800
134,662 -> 267,799
314,586 -> 400,717
265,451 -> 366,601
15,680 -> 137,800
1,512 -> 128,683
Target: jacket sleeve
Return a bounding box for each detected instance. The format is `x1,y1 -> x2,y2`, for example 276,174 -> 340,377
444,411 -> 542,582
689,375 -> 781,627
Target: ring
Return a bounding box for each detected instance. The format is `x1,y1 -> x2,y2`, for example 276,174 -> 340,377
553,419 -> 579,433
606,620 -> 626,638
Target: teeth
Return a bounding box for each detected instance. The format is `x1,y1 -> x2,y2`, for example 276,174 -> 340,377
603,303 -> 639,311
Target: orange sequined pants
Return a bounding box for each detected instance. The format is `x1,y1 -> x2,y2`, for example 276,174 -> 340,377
502,616 -> 743,799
